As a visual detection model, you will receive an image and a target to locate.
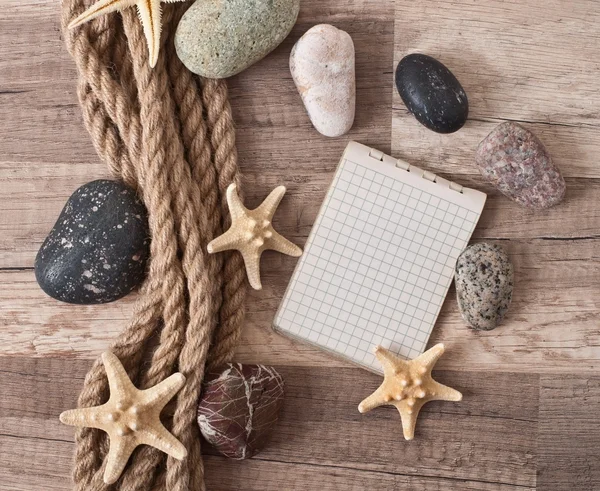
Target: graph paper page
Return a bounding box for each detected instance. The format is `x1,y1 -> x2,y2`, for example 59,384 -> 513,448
274,142 -> 486,373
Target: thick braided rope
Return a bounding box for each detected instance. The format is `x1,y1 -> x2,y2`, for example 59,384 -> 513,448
115,6 -> 223,490
60,8 -> 161,488
63,2 -> 189,489
202,79 -> 248,371
61,0 -> 248,489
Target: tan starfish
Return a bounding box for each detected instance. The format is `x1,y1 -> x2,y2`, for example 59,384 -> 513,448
358,344 -> 462,440
207,183 -> 302,290
59,352 -> 187,484
68,0 -> 187,68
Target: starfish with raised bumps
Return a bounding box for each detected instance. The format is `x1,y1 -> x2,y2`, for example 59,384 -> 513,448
59,352 -> 187,484
358,344 -> 462,440
68,0 -> 187,67
207,183 -> 302,290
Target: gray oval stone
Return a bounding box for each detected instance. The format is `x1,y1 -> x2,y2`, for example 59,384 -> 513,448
175,0 -> 300,79
35,180 -> 150,304
455,243 -> 514,331
475,122 -> 566,209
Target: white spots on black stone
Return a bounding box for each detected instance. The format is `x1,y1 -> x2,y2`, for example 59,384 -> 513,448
395,53 -> 468,134
84,284 -> 105,294
35,179 -> 150,304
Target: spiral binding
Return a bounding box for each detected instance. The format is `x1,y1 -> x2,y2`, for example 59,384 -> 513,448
367,147 -> 464,194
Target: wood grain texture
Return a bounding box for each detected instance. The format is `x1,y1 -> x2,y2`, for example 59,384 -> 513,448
0,357 -> 540,490
2,237 -> 598,373
536,375 -> 600,490
1,0 -> 599,489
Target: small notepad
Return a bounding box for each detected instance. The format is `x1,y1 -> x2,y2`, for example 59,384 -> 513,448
273,141 -> 486,373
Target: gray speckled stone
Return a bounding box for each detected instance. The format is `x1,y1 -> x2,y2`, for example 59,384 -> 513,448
455,243 -> 514,331
35,180 -> 149,304
476,122 -> 566,209
175,0 -> 300,79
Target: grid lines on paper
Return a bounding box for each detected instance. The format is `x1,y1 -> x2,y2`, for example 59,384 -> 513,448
276,157 -> 479,371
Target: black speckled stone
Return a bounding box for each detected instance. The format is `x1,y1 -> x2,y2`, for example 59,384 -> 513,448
455,243 -> 514,331
395,53 -> 468,134
35,180 -> 150,304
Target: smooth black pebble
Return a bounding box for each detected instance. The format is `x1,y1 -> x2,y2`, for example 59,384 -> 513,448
35,180 -> 150,304
395,53 -> 468,134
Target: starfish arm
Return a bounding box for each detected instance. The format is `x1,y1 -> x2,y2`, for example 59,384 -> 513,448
373,346 -> 407,377
138,425 -> 187,460
207,228 -> 241,254
396,400 -> 425,441
226,183 -> 249,221
255,185 -> 287,219
358,385 -> 388,413
266,230 -> 303,257
414,343 -> 445,370
103,435 -> 137,484
102,352 -> 137,396
68,0 -> 137,28
241,249 -> 264,290
429,380 -> 463,402
59,405 -> 108,430
142,373 -> 185,409
136,0 -> 163,68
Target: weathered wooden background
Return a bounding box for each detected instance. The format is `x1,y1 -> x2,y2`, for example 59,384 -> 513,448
1,0 -> 599,489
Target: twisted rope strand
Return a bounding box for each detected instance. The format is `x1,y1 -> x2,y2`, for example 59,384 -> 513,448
61,1 -> 248,489
202,79 -> 248,371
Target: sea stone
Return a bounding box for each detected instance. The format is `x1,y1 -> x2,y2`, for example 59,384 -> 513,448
175,0 -> 300,78
475,122 -> 566,209
455,243 -> 514,331
35,180 -> 150,304
198,364 -> 284,459
290,24 -> 356,137
395,53 -> 468,133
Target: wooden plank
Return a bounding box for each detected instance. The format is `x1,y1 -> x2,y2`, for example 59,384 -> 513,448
0,436 -> 73,491
2,238 -> 598,374
203,457 -> 536,491
391,0 -> 600,186
3,170 -> 599,267
393,0 -> 600,128
0,357 -> 538,489
392,114 -> 600,180
261,367 -> 538,488
537,374 -> 600,490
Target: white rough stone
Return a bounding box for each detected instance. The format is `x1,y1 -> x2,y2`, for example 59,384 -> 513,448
290,24 -> 356,137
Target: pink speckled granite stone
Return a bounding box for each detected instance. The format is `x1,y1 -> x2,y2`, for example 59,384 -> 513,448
475,122 -> 566,209
197,364 -> 284,459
